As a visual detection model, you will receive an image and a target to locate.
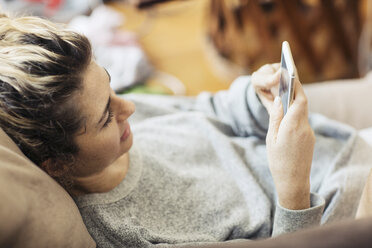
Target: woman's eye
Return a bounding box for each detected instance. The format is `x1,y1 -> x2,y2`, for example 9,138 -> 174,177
103,109 -> 113,128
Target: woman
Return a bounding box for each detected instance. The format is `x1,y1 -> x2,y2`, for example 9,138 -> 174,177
0,14 -> 371,247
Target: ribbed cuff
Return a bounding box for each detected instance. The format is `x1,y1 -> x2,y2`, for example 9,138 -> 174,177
272,193 -> 325,236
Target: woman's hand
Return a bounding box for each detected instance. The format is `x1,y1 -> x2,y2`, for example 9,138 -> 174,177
251,63 -> 281,112
266,78 -> 315,210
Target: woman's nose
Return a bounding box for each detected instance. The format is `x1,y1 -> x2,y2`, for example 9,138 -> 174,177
114,97 -> 135,122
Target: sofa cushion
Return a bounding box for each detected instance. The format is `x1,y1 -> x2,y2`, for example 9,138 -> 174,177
0,128 -> 95,248
304,71 -> 372,129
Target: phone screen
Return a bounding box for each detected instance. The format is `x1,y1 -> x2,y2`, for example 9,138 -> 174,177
279,52 -> 290,114
279,41 -> 295,115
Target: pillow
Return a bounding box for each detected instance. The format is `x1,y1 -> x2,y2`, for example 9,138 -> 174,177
0,128 -> 95,248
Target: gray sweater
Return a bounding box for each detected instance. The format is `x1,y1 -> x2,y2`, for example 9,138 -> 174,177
75,76 -> 372,248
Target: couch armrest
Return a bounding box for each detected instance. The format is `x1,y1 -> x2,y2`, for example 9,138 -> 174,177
304,72 -> 372,129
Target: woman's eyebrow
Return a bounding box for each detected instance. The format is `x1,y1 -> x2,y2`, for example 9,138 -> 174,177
97,97 -> 111,127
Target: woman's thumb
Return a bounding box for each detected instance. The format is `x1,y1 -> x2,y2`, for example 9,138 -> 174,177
267,96 -> 284,142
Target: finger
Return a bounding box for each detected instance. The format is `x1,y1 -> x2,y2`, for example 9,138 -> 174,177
257,64 -> 274,73
267,96 -> 284,143
260,89 -> 275,101
293,78 -> 306,101
257,63 -> 279,73
260,94 -> 274,112
287,78 -> 309,117
271,63 -> 280,70
253,70 -> 281,90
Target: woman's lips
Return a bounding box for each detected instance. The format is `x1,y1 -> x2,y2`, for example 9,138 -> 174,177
120,123 -> 131,142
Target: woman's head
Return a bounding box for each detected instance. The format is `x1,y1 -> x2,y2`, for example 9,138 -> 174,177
69,60 -> 135,194
0,14 -> 92,187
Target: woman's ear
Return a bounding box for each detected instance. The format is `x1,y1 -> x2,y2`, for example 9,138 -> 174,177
41,158 -> 70,177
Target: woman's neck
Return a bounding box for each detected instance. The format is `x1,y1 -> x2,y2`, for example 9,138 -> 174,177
70,153 -> 130,196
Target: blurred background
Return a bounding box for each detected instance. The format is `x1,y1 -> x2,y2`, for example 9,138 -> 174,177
0,0 -> 371,95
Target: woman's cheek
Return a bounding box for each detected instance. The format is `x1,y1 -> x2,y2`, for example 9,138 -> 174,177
106,126 -> 121,149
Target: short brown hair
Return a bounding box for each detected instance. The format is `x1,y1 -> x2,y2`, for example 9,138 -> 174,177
0,14 -> 92,188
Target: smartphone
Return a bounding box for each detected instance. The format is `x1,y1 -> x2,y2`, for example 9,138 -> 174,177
279,41 -> 296,115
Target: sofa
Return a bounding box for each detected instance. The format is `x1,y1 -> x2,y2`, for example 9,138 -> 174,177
1,74 -> 372,248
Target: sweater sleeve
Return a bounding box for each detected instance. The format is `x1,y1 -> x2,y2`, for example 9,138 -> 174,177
193,76 -> 269,138
272,193 -> 325,236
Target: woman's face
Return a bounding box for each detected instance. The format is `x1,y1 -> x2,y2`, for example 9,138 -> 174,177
71,60 -> 135,178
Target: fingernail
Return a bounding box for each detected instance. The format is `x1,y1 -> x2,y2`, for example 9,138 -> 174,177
274,96 -> 281,107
